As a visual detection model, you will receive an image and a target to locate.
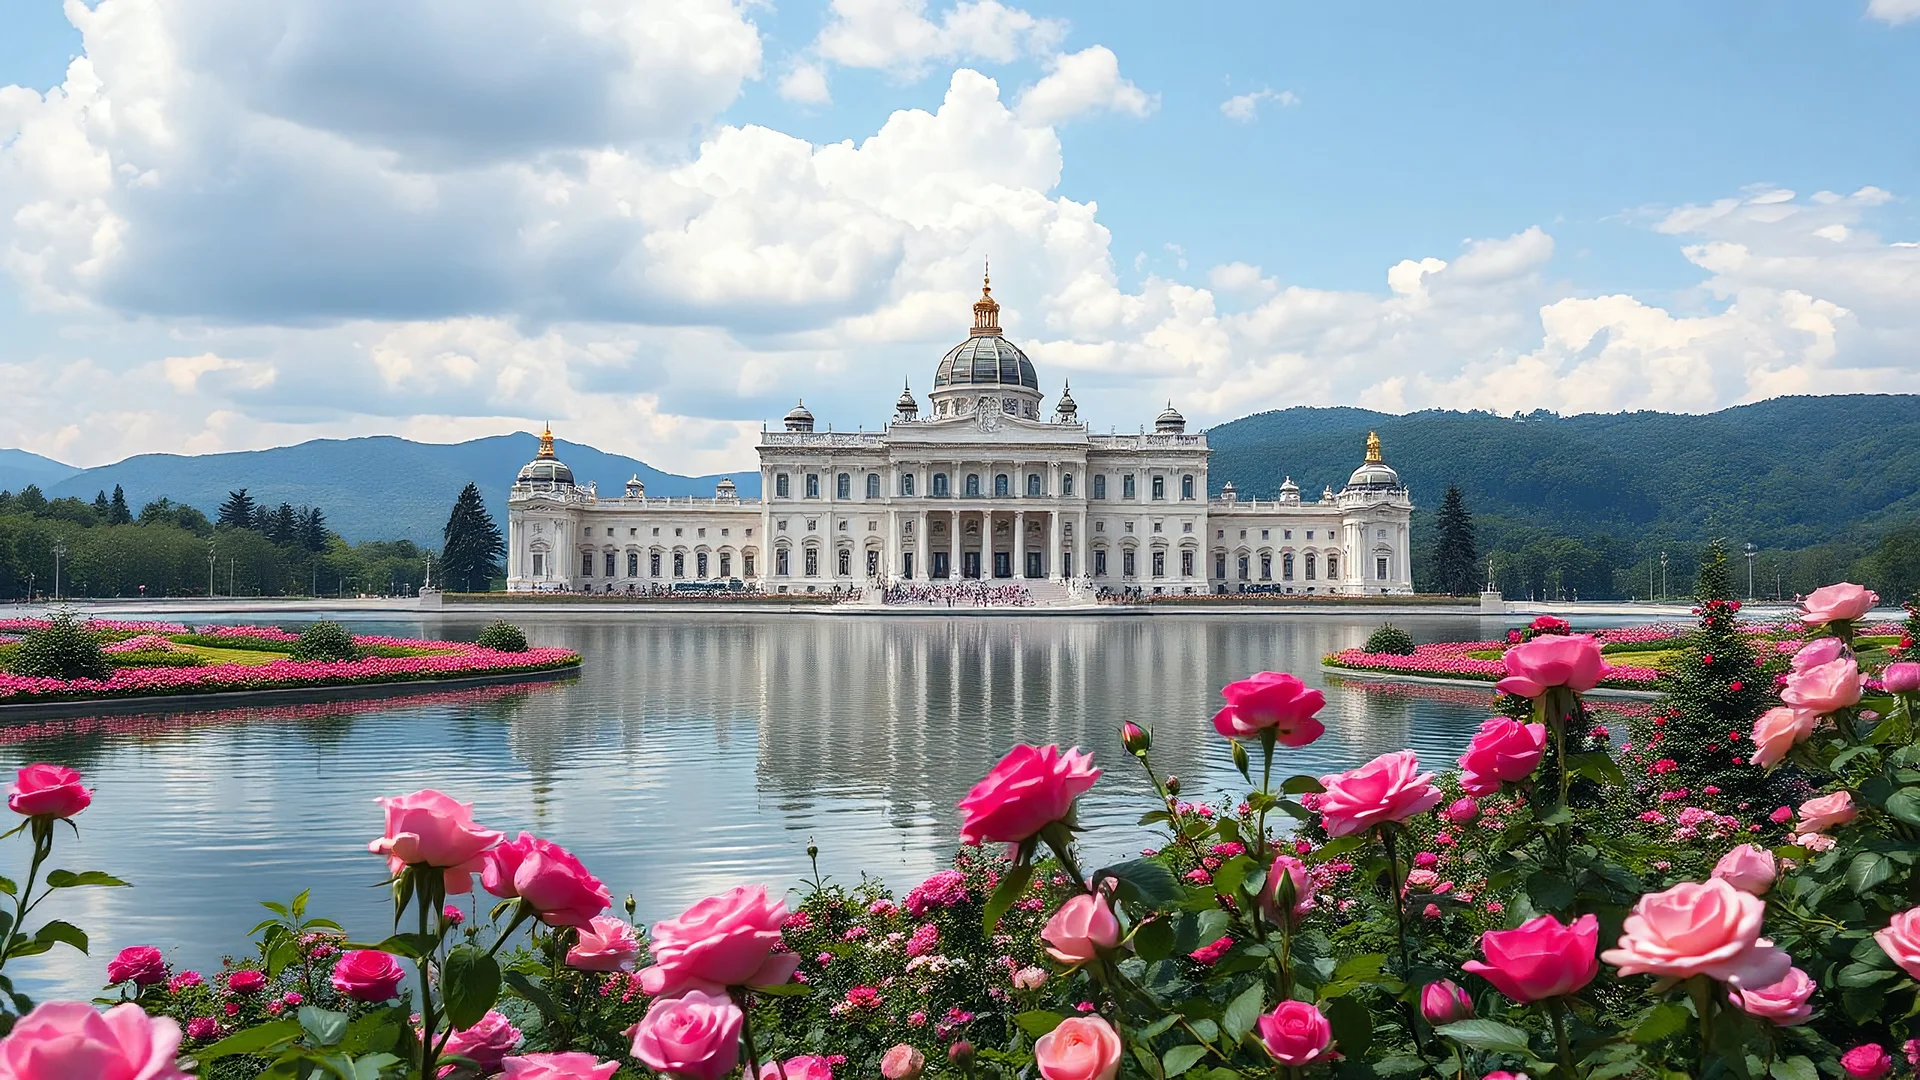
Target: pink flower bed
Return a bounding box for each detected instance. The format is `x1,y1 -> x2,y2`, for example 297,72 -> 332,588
1326,639 -> 1661,689
193,624 -> 300,641
101,634 -> 187,654
0,618 -> 190,635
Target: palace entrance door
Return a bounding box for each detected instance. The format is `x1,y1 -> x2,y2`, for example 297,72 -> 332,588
963,552 -> 981,579
1026,552 -> 1042,579
932,552 -> 950,579
994,552 -> 1011,578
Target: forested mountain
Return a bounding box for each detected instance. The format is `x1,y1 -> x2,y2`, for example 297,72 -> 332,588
0,449 -> 80,493
1206,395 -> 1920,600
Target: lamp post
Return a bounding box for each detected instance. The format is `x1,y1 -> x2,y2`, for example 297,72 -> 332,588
1744,543 -> 1757,601
208,542 -> 218,599
1659,551 -> 1668,603
52,543 -> 67,602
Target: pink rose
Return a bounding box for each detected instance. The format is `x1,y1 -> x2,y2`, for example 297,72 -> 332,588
330,950 -> 405,1002
1259,855 -> 1315,924
1256,1000 -> 1334,1066
1464,914 -> 1599,1002
1457,718 -> 1547,796
1873,907 -> 1920,980
628,988 -> 742,1080
1749,707 -> 1816,768
1494,634 -> 1610,698
442,1011 -> 522,1073
185,1017 -> 218,1041
1420,979 -> 1474,1025
958,745 -> 1099,846
1797,791 -> 1856,834
1782,657 -> 1862,714
639,885 -> 800,997
1212,672 -> 1326,746
1711,844 -> 1777,895
1842,1044 -> 1893,1080
1034,1016 -> 1121,1080
567,916 -> 641,972
1043,893 -> 1120,965
0,1001 -> 190,1080
1883,662 -> 1920,694
1791,637 -> 1846,672
500,1052 -> 619,1080
1317,751 -> 1444,837
481,833 -> 611,928
1600,879 -> 1791,989
367,789 -> 503,895
1801,582 -> 1879,626
6,764 -> 90,819
106,946 -> 166,987
881,1045 -> 925,1080
760,1057 -> 835,1080
1444,797 -> 1481,825
227,969 -> 267,995
1729,966 -> 1815,1026
1013,966 -> 1049,990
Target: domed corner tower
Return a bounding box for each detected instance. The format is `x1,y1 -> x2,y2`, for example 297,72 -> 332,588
926,263 -> 1044,422
1341,430 -> 1403,496
514,425 -> 577,492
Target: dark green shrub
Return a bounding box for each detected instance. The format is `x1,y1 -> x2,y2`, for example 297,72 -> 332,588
476,621 -> 529,653
290,621 -> 360,662
107,649 -> 208,669
10,612 -> 112,681
1363,622 -> 1415,655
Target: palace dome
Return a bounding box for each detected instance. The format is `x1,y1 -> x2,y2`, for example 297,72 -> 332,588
1344,431 -> 1401,490
516,427 -> 575,489
934,335 -> 1039,391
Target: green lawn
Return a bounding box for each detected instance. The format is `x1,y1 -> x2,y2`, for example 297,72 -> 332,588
180,644 -> 293,666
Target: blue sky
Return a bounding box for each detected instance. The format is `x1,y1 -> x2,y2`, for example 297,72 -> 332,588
1,0 -> 1916,472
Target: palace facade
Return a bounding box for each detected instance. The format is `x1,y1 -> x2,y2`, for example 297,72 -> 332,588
505,277 -> 1415,597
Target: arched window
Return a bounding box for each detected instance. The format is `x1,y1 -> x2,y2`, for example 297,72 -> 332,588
1260,554 -> 1271,579
933,473 -> 950,496
627,552 -> 639,577
1063,473 -> 1075,496
673,552 -> 686,577
900,473 -> 916,496
1283,553 -> 1295,580
697,552 -> 709,577
1152,551 -> 1165,577
650,552 -> 662,577
805,474 -> 820,499
1182,475 -> 1194,500
966,474 -> 981,497
1327,554 -> 1339,579
866,473 -> 880,498
1092,475 -> 1106,500
776,548 -> 790,576
994,474 -> 1010,497
719,553 -> 731,577
838,549 -> 851,576
804,548 -> 819,577
836,473 -> 850,499
1305,552 -> 1317,580
1238,555 -> 1250,580
775,474 -> 790,498
1027,473 -> 1042,496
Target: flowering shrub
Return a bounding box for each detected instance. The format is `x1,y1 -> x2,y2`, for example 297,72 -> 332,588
289,621 -> 360,662
7,580 -> 1920,1080
5,611 -> 111,681
1326,638 -> 1662,689
1362,623 -> 1416,656
478,622 -> 530,653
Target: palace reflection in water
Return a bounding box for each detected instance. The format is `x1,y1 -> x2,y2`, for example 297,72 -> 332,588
3,611 -> 1505,998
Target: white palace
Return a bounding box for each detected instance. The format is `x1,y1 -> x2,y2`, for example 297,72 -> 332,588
505,275 -> 1415,599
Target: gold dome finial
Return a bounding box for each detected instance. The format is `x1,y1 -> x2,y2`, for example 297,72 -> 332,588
537,423 -> 556,459
971,258 -> 1001,336
1365,430 -> 1383,463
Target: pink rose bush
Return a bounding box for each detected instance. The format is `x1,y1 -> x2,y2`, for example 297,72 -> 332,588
1457,717 -> 1547,796
1464,914 -> 1600,1002
629,988 -> 743,1080
1316,750 -> 1443,836
957,744 -> 1099,846
482,832 -> 613,927
639,885 -> 801,996
368,788 -> 502,894
1041,893 -> 1119,965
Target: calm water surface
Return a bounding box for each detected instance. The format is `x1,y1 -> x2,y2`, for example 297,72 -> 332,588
3,609 -> 1550,997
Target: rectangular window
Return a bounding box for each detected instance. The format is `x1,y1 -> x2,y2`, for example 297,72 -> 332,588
867,550 -> 879,575
1238,555 -> 1250,580
838,549 -> 850,576
650,553 -> 661,576
1027,473 -> 1041,496
867,474 -> 880,498
1283,553 -> 1294,580
720,553 -> 731,577
1122,551 -> 1136,577
1182,475 -> 1194,500
581,553 -> 593,576
1181,550 -> 1194,577
806,474 -> 820,499
697,552 -> 709,577
627,552 -> 639,577
837,473 -> 850,499
804,549 -> 819,576
776,474 -> 790,498
1092,475 -> 1106,499
933,473 -> 950,496
532,553 -> 546,576
1152,551 -> 1165,577
674,552 -> 685,577
776,549 -> 790,576
901,473 -> 917,496
1151,476 -> 1164,500
743,553 -> 755,576
1123,474 -> 1136,499
1328,555 -> 1339,579
1215,554 -> 1226,579
604,552 -> 616,577
1377,556 -> 1389,581
1260,554 -> 1271,579
1305,553 -> 1317,580
1094,550 -> 1108,577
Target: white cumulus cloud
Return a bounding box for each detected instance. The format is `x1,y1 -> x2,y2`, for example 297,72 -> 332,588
1867,0 -> 1920,24
811,0 -> 1064,77
1220,87 -> 1298,122
1014,46 -> 1155,126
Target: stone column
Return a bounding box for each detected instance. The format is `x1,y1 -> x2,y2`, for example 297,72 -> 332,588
949,509 -> 961,579
1014,510 -> 1026,578
917,510 -> 929,581
1047,510 -> 1061,581
885,509 -> 898,582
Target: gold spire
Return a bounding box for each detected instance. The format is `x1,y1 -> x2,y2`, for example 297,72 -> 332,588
971,258 -> 1001,336
1365,430 -> 1383,463
537,424 -> 556,459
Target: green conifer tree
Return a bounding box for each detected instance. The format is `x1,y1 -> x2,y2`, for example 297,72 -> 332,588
1656,539 -> 1784,801
108,484 -> 132,525
216,488 -> 259,530
1431,485 -> 1479,595
440,483 -> 505,592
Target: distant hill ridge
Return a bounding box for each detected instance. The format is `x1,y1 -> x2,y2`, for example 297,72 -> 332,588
2,395 -> 1916,552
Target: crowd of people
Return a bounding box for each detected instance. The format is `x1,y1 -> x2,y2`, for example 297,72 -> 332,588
882,580 -> 1034,607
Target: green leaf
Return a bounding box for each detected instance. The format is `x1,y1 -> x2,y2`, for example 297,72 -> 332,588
1135,1015 -> 1181,1041
1322,996 -> 1372,1062
1138,810 -> 1173,826
1210,855 -> 1252,900
45,869 -> 130,889
353,1053 -> 402,1080
1221,982 -> 1264,1045
439,946 -> 501,1032
501,971 -> 560,1020
1566,751 -> 1626,786
1231,740 -> 1251,781
1434,1019 -> 1532,1055
194,1019 -> 302,1061
1887,788 -> 1920,828
1771,1056 -> 1819,1080
344,933 -> 432,960
1630,1002 -> 1689,1043
1161,1044 -> 1209,1078
1133,917 -> 1175,962
746,982 -> 812,997
1525,870 -> 1576,913
982,862 -> 1033,935
1281,774 -> 1325,794
1837,963 -> 1900,988
1015,1011 -> 1066,1038
1098,859 -> 1181,908
0,877 -> 16,897
1846,852 -> 1894,895
298,1006 -> 350,1048
33,919 -> 86,954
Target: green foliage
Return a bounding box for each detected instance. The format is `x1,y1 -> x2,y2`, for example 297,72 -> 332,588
1694,537 -> 1736,603
440,482 -> 505,592
1657,589 -> 1786,803
290,621 -> 360,662
216,488 -> 259,531
476,621 -> 529,653
1362,622 -> 1415,655
9,611 -> 110,680
105,648 -> 207,669
1430,484 -> 1478,595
